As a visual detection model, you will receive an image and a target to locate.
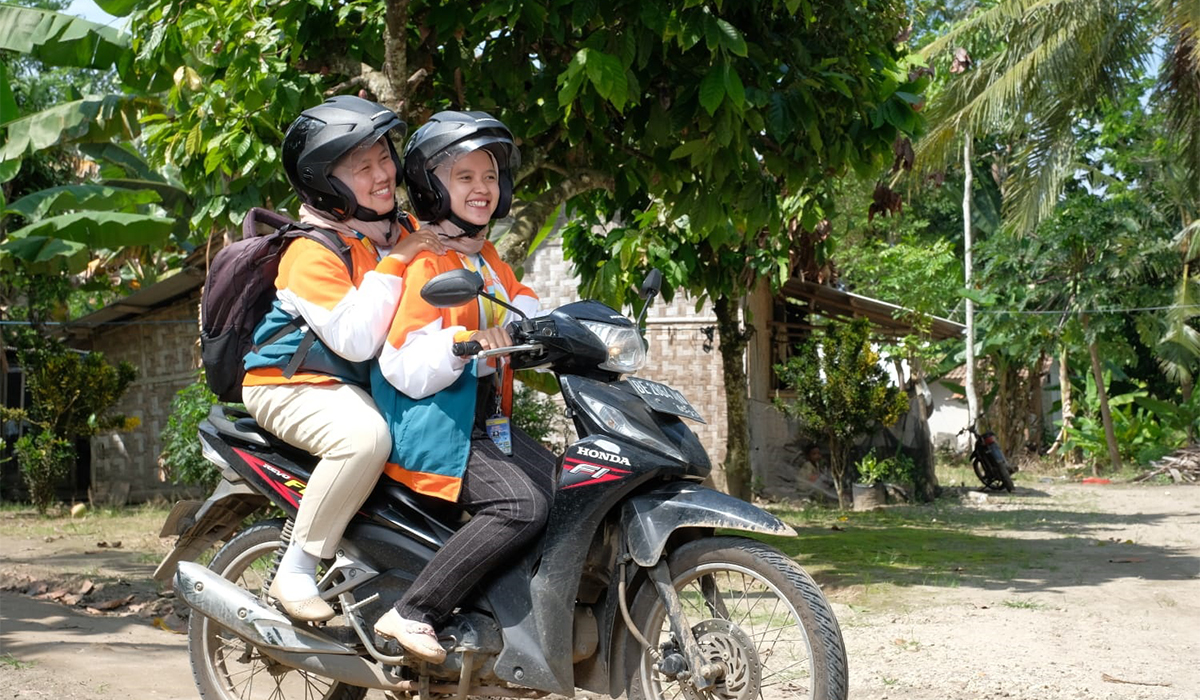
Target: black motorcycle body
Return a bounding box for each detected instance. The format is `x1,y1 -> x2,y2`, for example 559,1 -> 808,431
964,425 -> 1014,492
158,271 -> 849,700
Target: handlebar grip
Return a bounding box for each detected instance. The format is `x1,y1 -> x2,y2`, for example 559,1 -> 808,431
452,340 -> 484,357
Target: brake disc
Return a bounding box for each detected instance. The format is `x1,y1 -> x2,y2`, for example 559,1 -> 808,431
691,618 -> 762,700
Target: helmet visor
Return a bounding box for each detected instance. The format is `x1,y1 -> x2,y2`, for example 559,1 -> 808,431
425,135 -> 520,173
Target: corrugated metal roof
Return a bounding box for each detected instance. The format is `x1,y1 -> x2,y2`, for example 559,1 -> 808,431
780,279 -> 965,341
65,266 -> 205,333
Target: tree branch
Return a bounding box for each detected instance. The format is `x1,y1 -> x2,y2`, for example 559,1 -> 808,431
317,55 -> 397,105
496,169 -> 615,269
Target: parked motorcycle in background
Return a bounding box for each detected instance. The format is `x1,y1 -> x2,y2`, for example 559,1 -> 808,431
961,424 -> 1014,492
155,269 -> 850,700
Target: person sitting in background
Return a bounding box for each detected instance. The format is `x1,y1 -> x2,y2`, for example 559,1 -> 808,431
797,444 -> 838,501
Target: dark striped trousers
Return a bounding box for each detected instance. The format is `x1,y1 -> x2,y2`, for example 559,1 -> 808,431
395,425 -> 556,626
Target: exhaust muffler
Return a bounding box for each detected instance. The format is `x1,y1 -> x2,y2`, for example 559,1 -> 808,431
175,561 -> 355,654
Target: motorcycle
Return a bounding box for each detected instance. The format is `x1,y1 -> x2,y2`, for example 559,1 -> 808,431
155,269 -> 849,700
961,424 -> 1014,492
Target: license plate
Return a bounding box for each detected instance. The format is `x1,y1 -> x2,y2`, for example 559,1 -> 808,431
626,377 -> 705,423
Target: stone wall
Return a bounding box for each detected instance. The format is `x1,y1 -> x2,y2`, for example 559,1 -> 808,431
86,293 -> 203,504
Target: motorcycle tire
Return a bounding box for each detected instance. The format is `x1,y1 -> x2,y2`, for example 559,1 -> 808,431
996,459 -> 1015,493
627,536 -> 848,700
972,457 -> 1007,492
187,519 -> 367,700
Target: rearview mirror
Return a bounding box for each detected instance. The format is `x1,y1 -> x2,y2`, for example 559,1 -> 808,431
420,269 -> 485,308
638,269 -> 663,301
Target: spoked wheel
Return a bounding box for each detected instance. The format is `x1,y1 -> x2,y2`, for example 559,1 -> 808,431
187,520 -> 366,700
628,537 -> 848,700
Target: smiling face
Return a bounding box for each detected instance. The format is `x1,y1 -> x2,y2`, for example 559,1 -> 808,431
445,149 -> 499,227
331,138 -> 396,216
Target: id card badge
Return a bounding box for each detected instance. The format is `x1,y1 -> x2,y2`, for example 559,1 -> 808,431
486,415 -> 513,456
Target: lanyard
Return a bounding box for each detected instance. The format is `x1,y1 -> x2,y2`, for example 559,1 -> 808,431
457,252 -> 507,411
457,252 -> 508,329
352,231 -> 383,262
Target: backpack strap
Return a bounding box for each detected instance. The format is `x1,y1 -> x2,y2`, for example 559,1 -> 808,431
252,222 -> 358,379
286,222 -> 355,274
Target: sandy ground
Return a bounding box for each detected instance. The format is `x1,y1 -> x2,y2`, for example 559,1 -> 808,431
1,481 -> 1197,700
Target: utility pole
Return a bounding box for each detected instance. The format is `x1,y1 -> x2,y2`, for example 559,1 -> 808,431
963,138 -> 980,428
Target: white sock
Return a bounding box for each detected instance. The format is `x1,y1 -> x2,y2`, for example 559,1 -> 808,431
273,544 -> 321,601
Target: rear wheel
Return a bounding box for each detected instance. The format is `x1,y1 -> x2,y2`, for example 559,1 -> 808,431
187,520 -> 366,700
973,457 -> 1009,492
628,536 -> 847,700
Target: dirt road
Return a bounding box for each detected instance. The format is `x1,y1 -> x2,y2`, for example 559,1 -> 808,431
1,482 -> 1197,700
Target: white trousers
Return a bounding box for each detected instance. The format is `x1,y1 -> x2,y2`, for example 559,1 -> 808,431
243,382 -> 391,559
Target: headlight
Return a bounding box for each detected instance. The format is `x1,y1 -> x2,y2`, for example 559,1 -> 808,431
579,394 -> 683,461
580,321 -> 646,373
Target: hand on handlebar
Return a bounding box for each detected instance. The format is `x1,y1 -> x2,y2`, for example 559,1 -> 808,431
471,327 -> 513,354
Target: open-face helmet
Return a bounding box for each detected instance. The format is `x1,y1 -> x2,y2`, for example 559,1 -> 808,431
282,95 -> 406,221
402,111 -> 520,229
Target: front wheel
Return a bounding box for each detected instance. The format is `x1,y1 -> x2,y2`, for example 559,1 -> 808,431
628,536 -> 848,700
187,520 -> 366,700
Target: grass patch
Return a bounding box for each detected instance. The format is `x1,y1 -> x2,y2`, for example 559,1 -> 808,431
0,654 -> 34,670
1002,599 -> 1045,610
0,503 -> 172,539
741,486 -> 1124,597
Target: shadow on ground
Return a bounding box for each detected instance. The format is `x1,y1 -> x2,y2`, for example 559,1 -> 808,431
758,488 -> 1199,594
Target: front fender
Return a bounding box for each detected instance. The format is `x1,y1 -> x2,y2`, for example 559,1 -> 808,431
621,482 -> 796,566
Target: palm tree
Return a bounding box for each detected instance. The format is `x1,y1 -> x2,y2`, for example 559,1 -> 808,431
916,0 -> 1200,235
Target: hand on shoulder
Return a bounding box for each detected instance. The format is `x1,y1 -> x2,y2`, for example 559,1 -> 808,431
389,230 -> 446,265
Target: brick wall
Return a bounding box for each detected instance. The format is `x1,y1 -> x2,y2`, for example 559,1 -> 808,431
522,237 -> 729,475
86,293 -> 203,504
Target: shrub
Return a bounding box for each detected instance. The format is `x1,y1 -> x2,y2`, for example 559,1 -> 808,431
511,380 -> 563,451
159,375 -> 221,490
3,341 -> 137,512
12,431 -> 74,515
857,449 -> 918,486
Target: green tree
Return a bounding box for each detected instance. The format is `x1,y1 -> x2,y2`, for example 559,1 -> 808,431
915,0 -> 1200,235
559,0 -> 924,498
775,318 -> 908,508
0,2 -> 190,278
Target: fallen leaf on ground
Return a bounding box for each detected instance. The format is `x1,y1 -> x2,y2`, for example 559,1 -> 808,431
89,594 -> 136,611
78,580 -> 94,595
153,615 -> 187,634
1109,557 -> 1146,564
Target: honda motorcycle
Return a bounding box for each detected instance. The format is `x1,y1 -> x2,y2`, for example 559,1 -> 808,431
156,269 -> 848,700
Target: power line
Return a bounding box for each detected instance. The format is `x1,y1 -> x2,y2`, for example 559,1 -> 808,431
973,304 -> 1200,316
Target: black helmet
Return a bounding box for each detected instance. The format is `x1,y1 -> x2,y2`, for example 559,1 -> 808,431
402,111 -> 520,227
282,95 -> 406,222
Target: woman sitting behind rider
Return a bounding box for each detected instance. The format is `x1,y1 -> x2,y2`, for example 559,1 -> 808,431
370,111 -> 556,663
242,96 -> 444,622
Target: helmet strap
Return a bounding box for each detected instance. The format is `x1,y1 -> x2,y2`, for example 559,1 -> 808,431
445,212 -> 487,239
353,203 -> 396,223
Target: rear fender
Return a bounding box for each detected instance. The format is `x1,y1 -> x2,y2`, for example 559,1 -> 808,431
621,481 -> 795,567
153,478 -> 268,582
